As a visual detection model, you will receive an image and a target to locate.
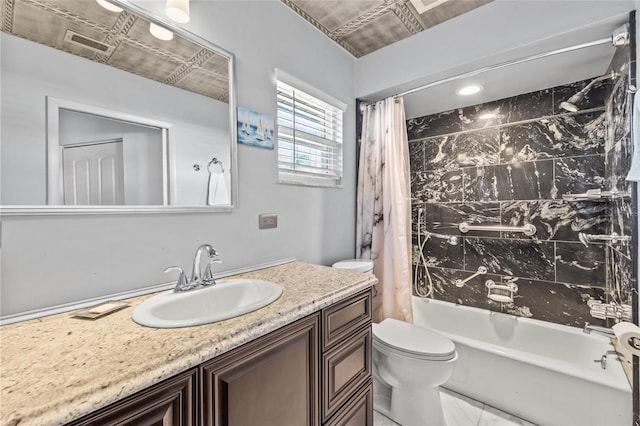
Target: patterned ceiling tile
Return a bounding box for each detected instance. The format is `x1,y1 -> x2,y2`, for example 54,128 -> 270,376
282,0 -> 493,57
292,0 -> 385,32
341,10 -> 414,57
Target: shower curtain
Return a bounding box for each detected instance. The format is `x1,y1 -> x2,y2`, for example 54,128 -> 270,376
356,97 -> 413,323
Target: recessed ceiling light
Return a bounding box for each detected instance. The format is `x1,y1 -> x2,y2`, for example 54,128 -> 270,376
479,113 -> 497,120
96,0 -> 123,12
457,85 -> 483,96
149,22 -> 174,41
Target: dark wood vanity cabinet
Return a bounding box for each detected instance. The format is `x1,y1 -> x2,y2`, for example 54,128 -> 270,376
67,289 -> 372,426
67,368 -> 197,426
201,313 -> 320,426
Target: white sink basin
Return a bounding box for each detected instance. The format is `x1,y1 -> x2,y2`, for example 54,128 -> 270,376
132,279 -> 282,328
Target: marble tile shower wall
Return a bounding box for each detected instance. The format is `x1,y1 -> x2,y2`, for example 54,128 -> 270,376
407,76 -> 630,327
606,47 -> 633,308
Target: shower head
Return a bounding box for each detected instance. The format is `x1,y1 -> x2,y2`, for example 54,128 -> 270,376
560,72 -> 618,112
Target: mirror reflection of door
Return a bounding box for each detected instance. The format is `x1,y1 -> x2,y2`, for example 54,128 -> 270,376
62,139 -> 124,205
58,109 -> 166,205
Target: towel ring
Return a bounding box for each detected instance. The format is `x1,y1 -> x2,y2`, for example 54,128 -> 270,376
207,157 -> 224,173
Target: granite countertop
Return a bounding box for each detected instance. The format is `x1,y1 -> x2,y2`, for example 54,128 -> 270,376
0,261 -> 376,426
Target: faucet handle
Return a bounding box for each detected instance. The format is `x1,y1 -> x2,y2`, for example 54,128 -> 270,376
164,266 -> 189,292
203,258 -> 222,286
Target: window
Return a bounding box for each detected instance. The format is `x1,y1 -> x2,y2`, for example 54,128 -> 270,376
276,71 -> 346,188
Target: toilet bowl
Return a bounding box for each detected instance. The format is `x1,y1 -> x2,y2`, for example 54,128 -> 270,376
332,259 -> 457,425
372,318 -> 457,426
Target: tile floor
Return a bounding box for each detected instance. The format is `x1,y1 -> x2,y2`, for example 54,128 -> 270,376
373,388 -> 537,426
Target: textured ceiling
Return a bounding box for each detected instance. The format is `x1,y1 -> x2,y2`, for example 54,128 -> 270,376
281,0 -> 493,57
1,0 -> 230,102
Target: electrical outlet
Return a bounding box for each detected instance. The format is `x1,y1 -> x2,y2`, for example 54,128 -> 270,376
259,213 -> 278,229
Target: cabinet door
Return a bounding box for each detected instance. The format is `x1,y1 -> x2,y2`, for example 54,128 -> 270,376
67,369 -> 197,426
201,314 -> 320,426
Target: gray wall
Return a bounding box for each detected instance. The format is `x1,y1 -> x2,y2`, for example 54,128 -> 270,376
1,1 -> 356,316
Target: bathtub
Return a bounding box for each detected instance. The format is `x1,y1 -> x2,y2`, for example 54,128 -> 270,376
412,297 -> 632,426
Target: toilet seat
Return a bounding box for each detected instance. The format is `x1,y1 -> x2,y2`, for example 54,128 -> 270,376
373,318 -> 456,361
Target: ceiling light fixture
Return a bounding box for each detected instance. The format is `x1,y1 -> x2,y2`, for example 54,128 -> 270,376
457,85 -> 483,96
166,0 -> 190,23
479,113 -> 497,120
96,0 -> 123,13
149,22 -> 174,41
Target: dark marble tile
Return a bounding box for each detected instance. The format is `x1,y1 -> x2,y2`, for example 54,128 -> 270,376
554,155 -> 606,199
606,135 -> 632,192
500,112 -> 605,163
606,73 -> 630,144
497,88 -> 554,124
406,88 -> 552,140
494,160 -> 554,201
501,200 -> 609,241
407,109 -> 464,140
411,169 -> 463,202
417,234 -> 464,269
424,202 -> 500,237
424,267 -> 606,327
610,197 -> 633,259
610,196 -> 633,236
555,242 -> 606,286
502,277 -> 606,327
608,247 -> 633,305
462,165 -> 498,202
419,266 -> 502,309
409,140 -> 425,173
553,77 -> 611,114
423,129 -> 500,171
464,237 -> 555,281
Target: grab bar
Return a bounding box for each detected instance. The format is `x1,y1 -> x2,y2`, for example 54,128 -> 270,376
578,232 -> 631,247
458,222 -> 537,236
455,266 -> 487,288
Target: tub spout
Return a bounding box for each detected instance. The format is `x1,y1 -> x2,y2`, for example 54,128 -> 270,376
583,323 -> 615,337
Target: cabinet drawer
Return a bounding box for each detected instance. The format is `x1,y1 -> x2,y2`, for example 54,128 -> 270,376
324,381 -> 373,426
322,326 -> 371,420
322,289 -> 371,350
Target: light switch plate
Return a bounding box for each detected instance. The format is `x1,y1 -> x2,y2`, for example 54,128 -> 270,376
259,213 -> 278,229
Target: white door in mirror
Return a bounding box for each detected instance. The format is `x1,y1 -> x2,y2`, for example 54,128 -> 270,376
132,279 -> 282,328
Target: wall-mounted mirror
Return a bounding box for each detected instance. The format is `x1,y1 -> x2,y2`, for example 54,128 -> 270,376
0,0 -> 237,214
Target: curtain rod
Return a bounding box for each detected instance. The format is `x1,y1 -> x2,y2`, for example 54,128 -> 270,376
363,35 -> 618,105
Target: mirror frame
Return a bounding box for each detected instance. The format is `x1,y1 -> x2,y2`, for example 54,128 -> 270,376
1,0 -> 238,215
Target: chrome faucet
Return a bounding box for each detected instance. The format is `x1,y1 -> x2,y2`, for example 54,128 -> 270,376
583,323 -> 615,337
190,244 -> 219,285
164,244 -> 221,292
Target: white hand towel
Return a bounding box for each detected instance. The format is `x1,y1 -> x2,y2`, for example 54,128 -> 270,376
207,171 -> 230,205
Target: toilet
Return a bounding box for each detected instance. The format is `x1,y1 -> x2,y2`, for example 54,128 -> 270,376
331,258 -> 374,274
333,259 -> 458,426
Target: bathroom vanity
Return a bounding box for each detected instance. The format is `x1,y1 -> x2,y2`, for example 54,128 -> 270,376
0,261 -> 376,426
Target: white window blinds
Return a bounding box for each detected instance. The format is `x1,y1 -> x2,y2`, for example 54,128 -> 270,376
277,76 -> 345,188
